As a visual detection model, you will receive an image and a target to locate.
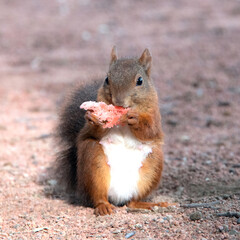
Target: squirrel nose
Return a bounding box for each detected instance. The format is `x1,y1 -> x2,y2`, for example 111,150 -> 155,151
112,97 -> 124,107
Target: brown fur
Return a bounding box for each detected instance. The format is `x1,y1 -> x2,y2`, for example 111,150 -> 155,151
55,47 -> 169,215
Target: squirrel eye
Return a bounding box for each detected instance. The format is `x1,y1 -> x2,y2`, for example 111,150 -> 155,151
136,76 -> 143,86
105,76 -> 109,85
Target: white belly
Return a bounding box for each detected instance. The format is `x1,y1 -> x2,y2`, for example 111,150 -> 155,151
100,126 -> 152,205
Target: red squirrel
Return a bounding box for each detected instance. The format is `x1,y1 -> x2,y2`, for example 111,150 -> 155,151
56,47 -> 172,215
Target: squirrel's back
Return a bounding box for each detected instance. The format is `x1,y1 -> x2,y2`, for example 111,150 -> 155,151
55,80 -> 102,192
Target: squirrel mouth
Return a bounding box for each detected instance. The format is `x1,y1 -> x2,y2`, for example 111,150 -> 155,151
114,104 -> 130,109
112,100 -> 130,109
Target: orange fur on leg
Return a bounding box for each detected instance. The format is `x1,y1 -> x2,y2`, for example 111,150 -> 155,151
127,201 -> 176,210
77,139 -> 114,215
137,145 -> 163,199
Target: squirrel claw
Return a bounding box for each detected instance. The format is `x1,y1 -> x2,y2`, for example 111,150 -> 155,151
94,202 -> 115,216
85,111 -> 103,126
127,110 -> 139,126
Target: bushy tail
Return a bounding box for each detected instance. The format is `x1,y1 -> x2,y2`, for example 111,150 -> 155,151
55,80 -> 102,191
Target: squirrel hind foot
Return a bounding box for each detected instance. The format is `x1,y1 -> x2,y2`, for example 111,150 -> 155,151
127,201 -> 178,210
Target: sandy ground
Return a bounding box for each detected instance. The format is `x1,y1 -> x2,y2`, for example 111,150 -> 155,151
0,0 -> 240,239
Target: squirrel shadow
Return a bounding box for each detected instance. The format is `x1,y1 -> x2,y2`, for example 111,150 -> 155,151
37,164 -> 93,207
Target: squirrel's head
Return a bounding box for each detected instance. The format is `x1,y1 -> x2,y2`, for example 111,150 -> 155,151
98,46 -> 158,109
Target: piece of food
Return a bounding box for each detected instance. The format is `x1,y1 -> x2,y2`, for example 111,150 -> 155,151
80,101 -> 129,128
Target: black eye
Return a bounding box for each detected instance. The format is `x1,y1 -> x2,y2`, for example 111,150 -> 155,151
136,76 -> 143,86
105,76 -> 109,85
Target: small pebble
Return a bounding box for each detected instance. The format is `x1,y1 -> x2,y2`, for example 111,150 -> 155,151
237,218 -> 240,224
112,230 -> 121,234
135,224 -> 142,229
166,119 -> 178,127
33,227 -> 48,233
31,57 -> 42,70
218,226 -> 224,232
222,194 -> 231,200
47,179 -> 57,186
98,24 -> 109,34
180,135 -> 190,144
152,206 -> 159,211
163,215 -> 173,221
229,229 -> 238,236
223,225 -> 229,232
205,160 -> 212,165
218,225 -> 229,233
190,211 -> 202,221
205,118 -> 222,127
229,168 -> 236,174
196,88 -> 204,97
36,133 -> 52,140
218,101 -> 231,107
125,231 -> 136,239
232,164 -> 240,168
13,224 -> 20,229
81,31 -> 91,41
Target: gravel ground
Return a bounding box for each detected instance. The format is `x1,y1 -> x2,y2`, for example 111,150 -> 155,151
0,0 -> 240,239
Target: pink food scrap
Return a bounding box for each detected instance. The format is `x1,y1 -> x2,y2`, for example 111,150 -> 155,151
80,101 -> 129,128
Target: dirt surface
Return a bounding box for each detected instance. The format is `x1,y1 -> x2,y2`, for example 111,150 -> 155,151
1,0 -> 240,239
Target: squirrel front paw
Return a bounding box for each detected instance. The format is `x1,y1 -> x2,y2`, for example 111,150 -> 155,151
85,111 -> 103,126
94,202 -> 115,216
127,110 -> 139,126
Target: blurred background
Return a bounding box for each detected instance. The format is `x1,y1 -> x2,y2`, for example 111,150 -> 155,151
0,0 -> 240,238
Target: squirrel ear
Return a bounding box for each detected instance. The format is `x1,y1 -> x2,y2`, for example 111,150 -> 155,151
110,46 -> 118,65
139,48 -> 152,76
